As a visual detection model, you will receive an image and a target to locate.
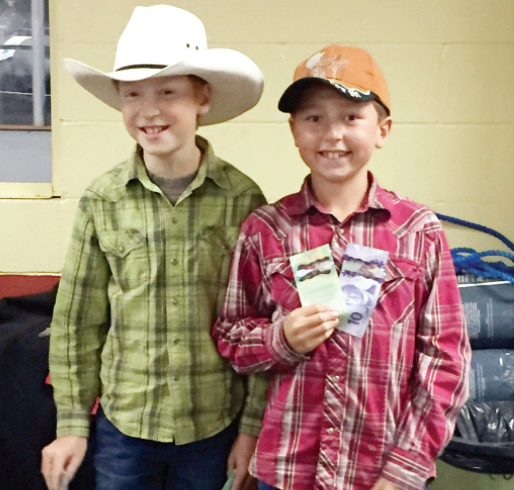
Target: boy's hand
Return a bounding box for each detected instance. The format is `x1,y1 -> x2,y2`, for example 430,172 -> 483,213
370,477 -> 405,490
227,433 -> 258,490
41,436 -> 87,490
283,305 -> 339,354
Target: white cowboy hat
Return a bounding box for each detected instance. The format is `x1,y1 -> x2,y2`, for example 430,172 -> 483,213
64,5 -> 264,126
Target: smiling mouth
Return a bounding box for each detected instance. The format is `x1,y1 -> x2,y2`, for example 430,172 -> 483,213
141,125 -> 169,135
320,150 -> 349,159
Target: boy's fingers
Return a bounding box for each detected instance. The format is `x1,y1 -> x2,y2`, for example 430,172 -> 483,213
319,310 -> 339,323
226,451 -> 236,474
41,437 -> 87,490
301,321 -> 337,347
231,468 -> 245,490
63,441 -> 87,484
325,323 -> 337,338
299,304 -> 335,316
41,452 -> 59,490
64,457 -> 82,485
40,451 -> 49,480
58,471 -> 70,490
285,306 -> 339,353
316,320 -> 337,339
52,459 -> 67,490
323,319 -> 339,333
301,310 -> 338,330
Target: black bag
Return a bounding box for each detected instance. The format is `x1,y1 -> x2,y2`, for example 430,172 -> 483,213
0,286 -> 95,490
441,400 -> 514,473
436,214 -> 514,475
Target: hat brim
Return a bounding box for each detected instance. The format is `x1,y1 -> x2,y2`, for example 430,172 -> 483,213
64,48 -> 264,126
278,77 -> 378,113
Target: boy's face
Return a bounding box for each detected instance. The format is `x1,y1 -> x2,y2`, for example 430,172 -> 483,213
289,85 -> 391,189
119,76 -> 211,164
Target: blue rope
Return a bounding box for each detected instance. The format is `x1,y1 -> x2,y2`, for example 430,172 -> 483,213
436,213 -> 514,252
436,214 -> 514,284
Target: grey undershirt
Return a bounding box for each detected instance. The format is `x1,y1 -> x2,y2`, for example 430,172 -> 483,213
148,170 -> 198,204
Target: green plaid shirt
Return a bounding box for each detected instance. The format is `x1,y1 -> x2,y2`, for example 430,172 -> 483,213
50,136 -> 268,443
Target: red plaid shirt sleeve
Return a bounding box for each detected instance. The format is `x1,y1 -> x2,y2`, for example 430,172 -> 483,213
213,223 -> 308,373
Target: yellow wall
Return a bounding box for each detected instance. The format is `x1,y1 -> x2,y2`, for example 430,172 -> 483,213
1,1 -> 514,485
1,0 -> 513,274
2,1 -> 514,274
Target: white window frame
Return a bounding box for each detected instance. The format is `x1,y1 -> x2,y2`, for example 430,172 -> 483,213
0,0 -> 52,199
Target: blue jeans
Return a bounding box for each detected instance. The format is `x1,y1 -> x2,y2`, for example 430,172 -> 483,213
93,407 -> 238,490
258,482 -> 279,490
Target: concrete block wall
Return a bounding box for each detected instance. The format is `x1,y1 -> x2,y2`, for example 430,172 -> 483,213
1,1 -> 513,485
2,0 -> 514,274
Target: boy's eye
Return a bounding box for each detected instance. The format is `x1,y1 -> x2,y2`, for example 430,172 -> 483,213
347,114 -> 358,121
121,91 -> 139,99
306,115 -> 321,122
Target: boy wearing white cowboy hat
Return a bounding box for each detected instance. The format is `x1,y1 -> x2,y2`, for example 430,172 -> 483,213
41,5 -> 267,490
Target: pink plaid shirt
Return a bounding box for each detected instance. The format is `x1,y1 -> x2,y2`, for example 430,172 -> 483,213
212,174 -> 470,490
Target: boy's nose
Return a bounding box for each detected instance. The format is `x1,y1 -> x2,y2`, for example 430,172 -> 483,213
140,96 -> 161,118
326,122 -> 344,141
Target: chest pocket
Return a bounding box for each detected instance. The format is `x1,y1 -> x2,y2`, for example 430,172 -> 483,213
375,255 -> 419,326
98,229 -> 149,290
199,225 -> 240,254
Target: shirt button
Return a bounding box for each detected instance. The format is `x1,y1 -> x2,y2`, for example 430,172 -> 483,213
118,246 -> 125,253
333,375 -> 340,383
327,427 -> 334,435
173,376 -> 179,381
170,298 -> 178,305
171,218 -> 177,224
170,258 -> 178,265
172,338 -> 180,344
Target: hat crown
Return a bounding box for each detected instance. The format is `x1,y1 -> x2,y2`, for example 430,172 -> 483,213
293,45 -> 390,111
113,5 -> 208,72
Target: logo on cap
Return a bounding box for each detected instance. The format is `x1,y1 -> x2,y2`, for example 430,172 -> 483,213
306,50 -> 349,80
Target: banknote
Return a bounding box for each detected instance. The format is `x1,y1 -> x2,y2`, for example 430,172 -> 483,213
290,244 -> 346,320
338,243 -> 389,337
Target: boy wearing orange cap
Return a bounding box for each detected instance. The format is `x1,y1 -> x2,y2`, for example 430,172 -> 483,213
41,5 -> 267,490
213,45 -> 470,490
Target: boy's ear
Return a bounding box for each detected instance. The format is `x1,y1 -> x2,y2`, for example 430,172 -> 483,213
197,84 -> 212,115
288,116 -> 294,132
288,116 -> 300,148
375,116 -> 392,149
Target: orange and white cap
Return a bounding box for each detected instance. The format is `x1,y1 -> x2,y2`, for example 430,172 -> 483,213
278,45 -> 390,115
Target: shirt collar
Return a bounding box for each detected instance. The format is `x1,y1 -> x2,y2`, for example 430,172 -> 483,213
117,135 -> 231,191
189,135 -> 231,191
282,172 -> 392,220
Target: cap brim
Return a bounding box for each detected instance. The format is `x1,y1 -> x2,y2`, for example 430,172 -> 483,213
64,48 -> 264,126
278,77 -> 378,113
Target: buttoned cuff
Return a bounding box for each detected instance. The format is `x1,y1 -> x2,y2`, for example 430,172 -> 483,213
381,446 -> 432,490
239,414 -> 262,438
56,411 -> 92,438
239,372 -> 269,437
